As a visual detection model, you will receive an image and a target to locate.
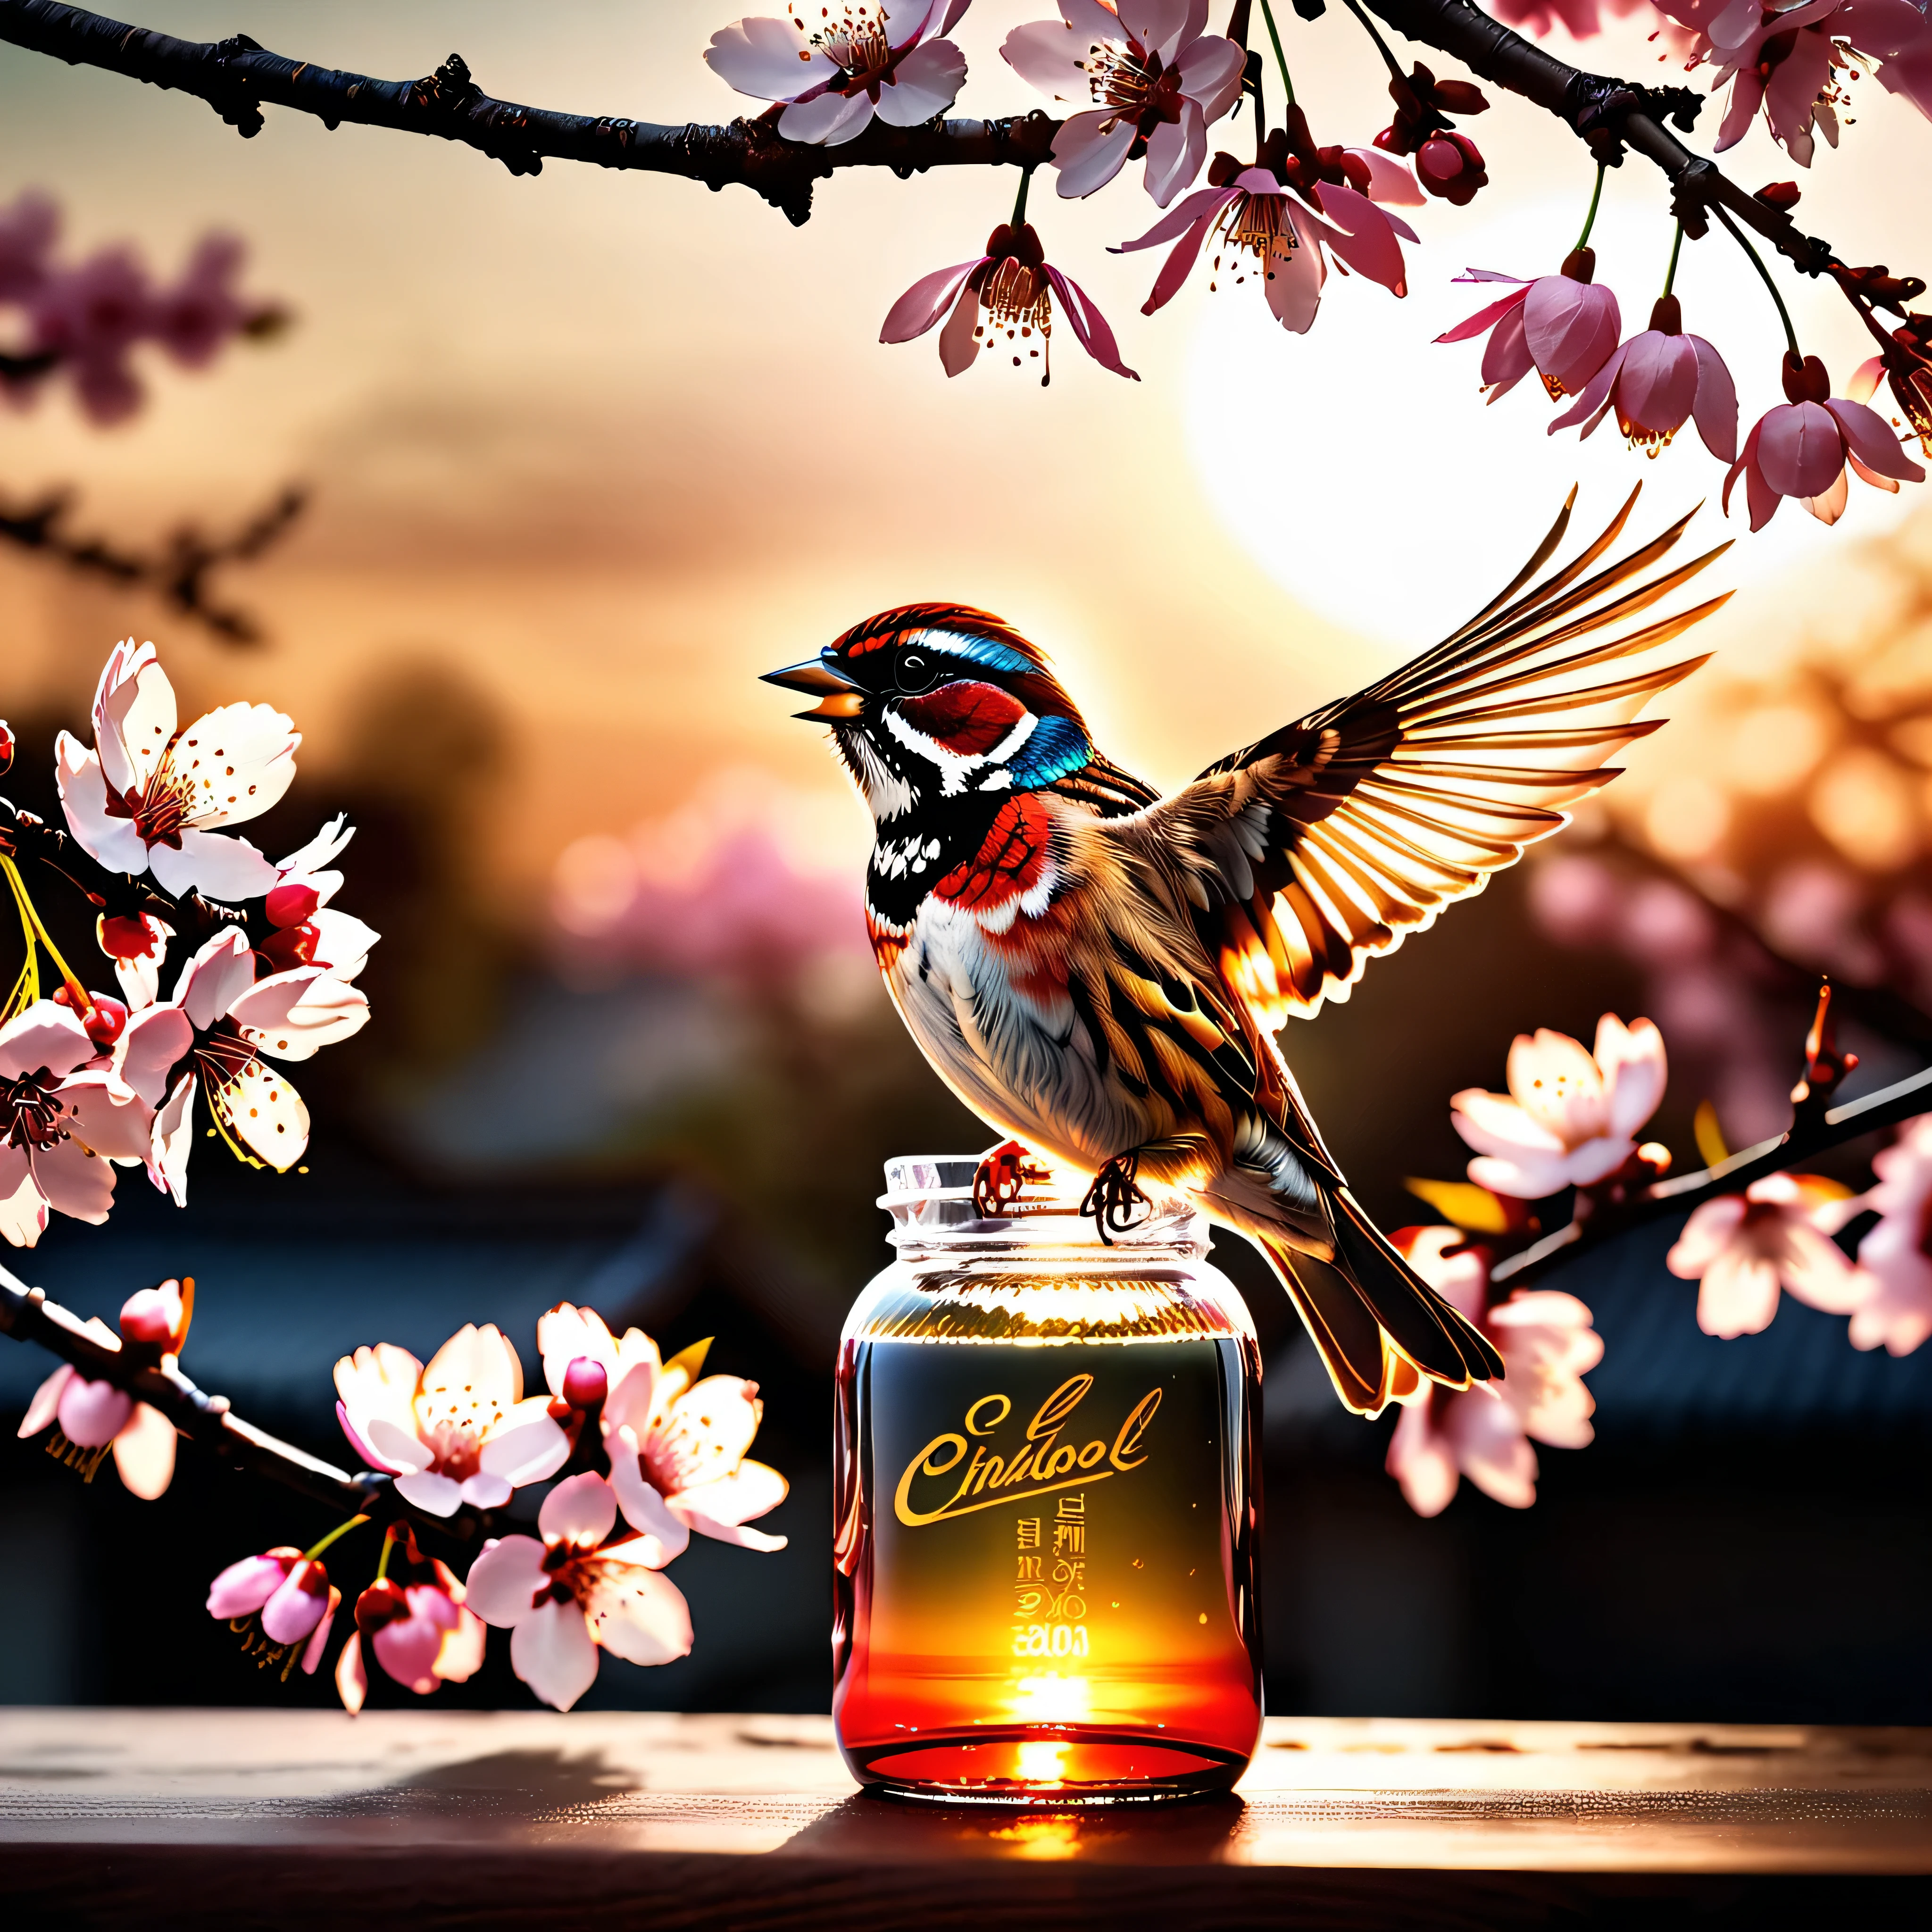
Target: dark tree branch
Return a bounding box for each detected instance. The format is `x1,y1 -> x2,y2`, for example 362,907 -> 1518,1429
0,1264 -> 507,1550
0,0 -> 1917,317
1491,1055 -> 1932,1285
0,484 -> 305,648
0,793 -> 252,942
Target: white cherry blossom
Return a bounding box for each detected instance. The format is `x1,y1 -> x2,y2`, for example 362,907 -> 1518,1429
333,1323 -> 571,1517
1451,1014 -> 1667,1199
55,639 -> 298,899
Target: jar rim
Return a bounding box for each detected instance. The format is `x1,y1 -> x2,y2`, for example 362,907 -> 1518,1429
879,1154 -> 1208,1254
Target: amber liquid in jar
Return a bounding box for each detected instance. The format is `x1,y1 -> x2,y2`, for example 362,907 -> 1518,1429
833,1157 -> 1264,1803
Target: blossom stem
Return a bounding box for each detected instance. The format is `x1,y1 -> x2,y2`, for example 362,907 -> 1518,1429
1713,203 -> 1800,359
374,1521 -> 402,1583
1575,161 -> 1606,254
301,1514 -> 370,1564
1340,0 -> 1407,83
0,853 -> 88,1016
1257,0 -> 1295,106
1661,219 -> 1684,301
1010,164 -> 1033,229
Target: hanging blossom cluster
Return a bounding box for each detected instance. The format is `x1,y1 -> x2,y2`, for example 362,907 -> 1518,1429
185,1309 -> 783,1710
1391,991 -> 1931,1517
0,638 -> 376,1246
694,1 -> 1932,523
0,190 -> 286,425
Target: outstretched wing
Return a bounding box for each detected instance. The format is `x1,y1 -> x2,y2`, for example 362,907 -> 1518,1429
1125,488 -> 1728,1026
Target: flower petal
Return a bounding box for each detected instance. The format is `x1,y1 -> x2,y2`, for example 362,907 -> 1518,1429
1687,334 -> 1739,462
540,1469 -> 618,1549
1757,400 -> 1845,500
19,1364 -> 73,1439
111,1401 -> 176,1499
477,1412 -> 573,1489
149,826 -> 279,901
1141,108 -> 1205,209
1385,1401 -> 1459,1516
33,1135 -> 116,1227
336,1630 -> 368,1715
1042,266 -> 1139,379
512,1599 -> 601,1710
394,1469 -> 466,1516
1825,397 -> 1927,483
705,15 -> 836,102
114,1002 -> 193,1109
881,258 -> 981,342
1001,18 -> 1089,98
778,90 -> 874,145
0,999 -> 97,1083
207,1551 -> 294,1619
54,735 -> 150,875
873,37 -> 966,125
581,1557 -> 694,1668
173,928 -> 257,1029
608,1429 -> 693,1566
230,969 -> 370,1062
57,1374 -> 134,1448
1052,113 -> 1138,200
671,1458 -> 791,1529
463,1534 -> 548,1627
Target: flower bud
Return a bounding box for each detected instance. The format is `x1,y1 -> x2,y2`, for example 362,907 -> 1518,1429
120,1278 -> 191,1352
354,1577 -> 411,1634
256,922 -> 318,974
1416,132 -> 1486,207
562,1356 -> 608,1411
83,994 -> 128,1048
1781,350 -> 1831,405
1649,294 -> 1683,337
266,882 -> 321,929
262,1557 -> 333,1644
98,913 -> 159,960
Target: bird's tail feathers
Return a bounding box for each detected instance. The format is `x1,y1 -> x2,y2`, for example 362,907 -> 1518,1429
1255,1191 -> 1502,1418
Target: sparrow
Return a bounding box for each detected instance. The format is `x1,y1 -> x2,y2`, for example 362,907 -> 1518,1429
765,490 -> 1726,1415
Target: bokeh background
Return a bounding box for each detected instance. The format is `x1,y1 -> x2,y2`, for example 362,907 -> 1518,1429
1,0 -> 1928,1721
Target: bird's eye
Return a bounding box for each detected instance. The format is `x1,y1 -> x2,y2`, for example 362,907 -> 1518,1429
896,650 -> 941,695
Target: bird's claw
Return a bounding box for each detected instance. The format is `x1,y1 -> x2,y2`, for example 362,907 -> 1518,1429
973,1141 -> 1050,1217
1080,1149 -> 1152,1246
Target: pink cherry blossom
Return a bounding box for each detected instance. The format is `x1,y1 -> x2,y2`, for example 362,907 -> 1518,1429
26,246 -> 153,424
464,1473 -> 693,1711
1451,1014 -> 1667,1199
0,999 -> 155,1247
1003,1 -> 1244,207
16,1316 -> 179,1501
207,1545 -> 341,1677
1666,1170 -> 1864,1337
1842,1115 -> 1932,1355
1437,250 -> 1623,402
336,1565 -> 488,1713
1384,1228 -> 1603,1516
881,220 -> 1137,383
0,189 -> 56,305
706,3 -> 970,147
1650,0 -> 1932,167
55,639 -> 298,900
1724,351 -> 1925,530
333,1324 -> 570,1518
150,233 -> 255,367
1486,0 -> 1655,36
1549,294 -> 1738,460
1118,145 -> 1419,335
540,1304 -> 790,1556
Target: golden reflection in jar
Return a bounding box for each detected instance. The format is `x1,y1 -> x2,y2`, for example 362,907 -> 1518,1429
1005,1672 -> 1093,1724
1015,1740 -> 1070,1785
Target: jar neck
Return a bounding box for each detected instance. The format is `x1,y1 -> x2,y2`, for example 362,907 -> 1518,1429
880,1157 -> 1209,1266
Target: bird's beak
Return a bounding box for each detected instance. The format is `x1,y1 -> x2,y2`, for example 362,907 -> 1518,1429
762,657 -> 865,721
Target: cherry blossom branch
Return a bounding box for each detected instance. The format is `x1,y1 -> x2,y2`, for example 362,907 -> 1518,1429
0,1262 -> 508,1549
0,795 -> 245,945
0,484 -> 305,649
0,0 -> 1918,332
1491,1034 -> 1932,1286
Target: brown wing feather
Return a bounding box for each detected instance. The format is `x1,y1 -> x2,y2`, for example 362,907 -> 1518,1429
1130,489 -> 1728,1028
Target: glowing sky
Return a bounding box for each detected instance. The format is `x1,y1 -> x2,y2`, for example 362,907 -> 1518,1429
3,0 -> 1929,902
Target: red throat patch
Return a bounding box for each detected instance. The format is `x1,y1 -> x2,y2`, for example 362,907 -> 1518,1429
897,682 -> 1027,758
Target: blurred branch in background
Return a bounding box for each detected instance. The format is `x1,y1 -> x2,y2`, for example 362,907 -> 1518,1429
0,483 -> 306,647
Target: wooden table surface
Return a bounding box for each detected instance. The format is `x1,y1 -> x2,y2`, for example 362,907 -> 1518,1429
2,1710 -> 1927,1928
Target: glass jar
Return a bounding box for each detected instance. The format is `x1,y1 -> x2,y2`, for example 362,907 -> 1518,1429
833,1155 -> 1264,1804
